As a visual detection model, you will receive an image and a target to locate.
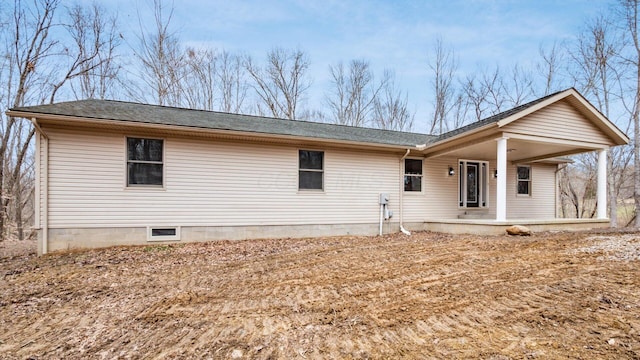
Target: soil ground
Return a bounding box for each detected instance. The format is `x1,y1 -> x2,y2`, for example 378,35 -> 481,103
1,230 -> 639,359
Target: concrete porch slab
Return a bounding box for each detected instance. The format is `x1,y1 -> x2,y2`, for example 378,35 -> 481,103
420,218 -> 609,235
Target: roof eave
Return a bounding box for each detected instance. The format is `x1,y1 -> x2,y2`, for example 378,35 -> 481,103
7,110 -> 426,151
424,88 -> 630,154
420,122 -> 498,153
564,89 -> 630,145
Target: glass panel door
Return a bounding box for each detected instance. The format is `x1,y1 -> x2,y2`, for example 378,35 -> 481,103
466,162 -> 479,207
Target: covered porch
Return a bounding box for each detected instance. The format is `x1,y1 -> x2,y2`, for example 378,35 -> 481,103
410,89 -> 628,233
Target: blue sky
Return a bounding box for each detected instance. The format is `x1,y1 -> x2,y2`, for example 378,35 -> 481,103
111,0 -> 610,131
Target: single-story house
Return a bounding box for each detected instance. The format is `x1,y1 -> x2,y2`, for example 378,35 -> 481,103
7,88 -> 629,255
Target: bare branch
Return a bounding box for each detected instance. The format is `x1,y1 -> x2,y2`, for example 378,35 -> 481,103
427,37 -> 457,134
325,59 -> 385,127
371,70 -> 414,132
245,47 -> 310,119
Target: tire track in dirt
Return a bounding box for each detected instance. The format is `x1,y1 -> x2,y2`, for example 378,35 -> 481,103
1,232 -> 639,358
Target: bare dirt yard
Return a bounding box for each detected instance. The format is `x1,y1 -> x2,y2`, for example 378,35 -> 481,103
1,230 -> 639,359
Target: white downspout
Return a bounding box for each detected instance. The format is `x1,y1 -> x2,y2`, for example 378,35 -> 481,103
399,149 -> 411,235
31,118 -> 49,255
379,199 -> 384,236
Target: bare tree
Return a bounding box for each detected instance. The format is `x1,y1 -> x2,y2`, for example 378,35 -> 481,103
371,71 -> 414,131
297,108 -> 328,122
456,64 -> 535,126
427,37 -> 457,134
48,2 -> 117,102
461,74 -> 490,121
480,66 -> 507,114
537,42 -> 564,96
244,47 -> 310,119
325,59 -> 384,127
568,14 -> 627,226
619,0 -> 640,228
449,93 -> 471,130
68,3 -> 121,100
569,16 -> 620,117
133,0 -> 184,106
181,47 -> 216,110
0,0 -> 120,240
504,64 -> 534,106
0,0 -> 59,241
558,154 -> 598,218
217,51 -> 247,113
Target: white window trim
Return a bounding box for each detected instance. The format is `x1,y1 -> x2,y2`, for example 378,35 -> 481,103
147,226 -> 181,242
298,149 -> 325,192
403,157 -> 424,193
124,136 -> 166,189
458,159 -> 490,209
516,165 -> 532,196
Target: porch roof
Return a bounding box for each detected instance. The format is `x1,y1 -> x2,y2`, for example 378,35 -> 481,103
422,88 -> 629,163
436,91 -> 561,141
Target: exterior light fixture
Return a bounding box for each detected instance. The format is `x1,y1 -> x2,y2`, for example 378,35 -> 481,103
494,169 -> 498,178
448,166 -> 455,176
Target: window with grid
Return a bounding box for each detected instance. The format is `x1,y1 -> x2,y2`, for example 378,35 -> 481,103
404,159 -> 423,192
298,150 -> 324,190
517,165 -> 531,195
127,138 -> 163,186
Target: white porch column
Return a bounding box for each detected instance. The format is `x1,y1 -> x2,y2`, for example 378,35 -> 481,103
496,137 -> 507,221
597,148 -> 608,219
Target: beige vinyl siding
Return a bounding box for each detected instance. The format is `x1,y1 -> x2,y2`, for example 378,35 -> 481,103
402,158 -> 428,222
506,163 -> 556,219
503,100 -> 612,144
419,156 -> 500,220
422,157 -> 555,220
420,156 -> 460,220
45,127 -> 401,228
395,156 -> 506,222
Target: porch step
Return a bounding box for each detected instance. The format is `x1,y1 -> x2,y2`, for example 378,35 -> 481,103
458,213 -> 493,220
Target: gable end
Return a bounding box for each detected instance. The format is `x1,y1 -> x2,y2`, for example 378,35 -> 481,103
501,99 -> 615,145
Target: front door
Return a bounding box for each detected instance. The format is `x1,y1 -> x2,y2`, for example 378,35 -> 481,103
466,162 -> 479,207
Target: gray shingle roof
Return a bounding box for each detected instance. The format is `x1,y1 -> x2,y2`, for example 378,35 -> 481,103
10,99 -> 435,147
436,90 -> 565,141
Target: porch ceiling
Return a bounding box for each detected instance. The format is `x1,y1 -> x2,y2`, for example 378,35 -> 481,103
428,136 -> 596,163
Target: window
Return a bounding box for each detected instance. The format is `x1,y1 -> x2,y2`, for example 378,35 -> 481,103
127,137 -> 163,186
517,165 -> 531,195
458,160 -> 489,207
299,150 -> 324,190
404,159 -> 423,192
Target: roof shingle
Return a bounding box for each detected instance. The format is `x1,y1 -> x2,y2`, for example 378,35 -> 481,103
10,99 -> 434,147
8,89 -> 578,148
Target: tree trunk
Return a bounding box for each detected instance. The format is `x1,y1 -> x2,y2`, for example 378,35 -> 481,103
629,0 -> 640,228
15,184 -> 23,241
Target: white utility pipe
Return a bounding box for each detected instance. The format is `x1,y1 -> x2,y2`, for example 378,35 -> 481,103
399,149 -> 411,235
379,203 -> 384,236
43,136 -> 48,255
